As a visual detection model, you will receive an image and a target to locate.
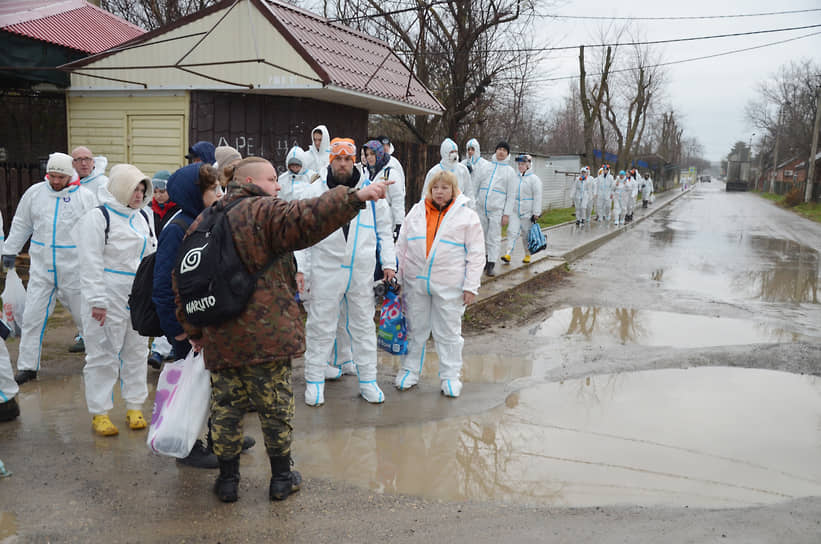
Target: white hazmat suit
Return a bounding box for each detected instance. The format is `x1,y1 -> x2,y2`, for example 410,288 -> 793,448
384,143 -> 407,234
475,152 -> 515,265
423,139 -> 473,205
0,212 -> 18,405
304,125 -> 331,180
505,161 -> 543,258
77,156 -> 110,198
75,165 -> 156,416
612,175 -> 629,226
280,146 -> 318,202
4,164 -> 98,374
461,138 -> 490,206
642,175 -> 654,206
295,172 -> 396,406
573,169 -> 593,224
595,170 -> 614,222
395,192 -> 484,397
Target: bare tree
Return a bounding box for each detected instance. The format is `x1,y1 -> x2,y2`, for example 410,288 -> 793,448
101,0 -> 219,30
327,0 -> 545,144
579,45 -> 613,167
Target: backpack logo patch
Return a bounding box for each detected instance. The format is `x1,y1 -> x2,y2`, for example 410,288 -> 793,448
180,244 -> 207,274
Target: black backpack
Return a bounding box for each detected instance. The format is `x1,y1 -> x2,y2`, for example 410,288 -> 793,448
173,198 -> 275,327
127,214 -> 189,337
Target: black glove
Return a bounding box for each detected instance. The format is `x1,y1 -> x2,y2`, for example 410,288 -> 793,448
1,255 -> 15,270
393,224 -> 401,242
466,164 -> 473,174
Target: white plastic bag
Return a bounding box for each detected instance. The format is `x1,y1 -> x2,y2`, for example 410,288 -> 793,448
147,350 -> 211,458
1,269 -> 26,338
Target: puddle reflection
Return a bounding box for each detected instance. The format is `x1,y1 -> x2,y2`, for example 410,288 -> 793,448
296,368 -> 821,508
530,307 -> 807,347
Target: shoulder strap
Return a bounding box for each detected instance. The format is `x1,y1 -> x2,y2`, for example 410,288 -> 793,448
97,205 -> 110,245
139,209 -> 154,238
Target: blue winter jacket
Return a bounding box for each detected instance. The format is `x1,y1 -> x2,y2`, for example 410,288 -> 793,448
152,164 -> 205,339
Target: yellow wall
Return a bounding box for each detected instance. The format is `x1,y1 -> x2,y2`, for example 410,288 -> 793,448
67,92 -> 189,177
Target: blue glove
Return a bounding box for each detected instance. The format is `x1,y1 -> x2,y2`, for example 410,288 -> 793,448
1,255 -> 15,270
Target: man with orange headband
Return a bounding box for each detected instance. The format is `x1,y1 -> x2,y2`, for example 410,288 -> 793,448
295,138 -> 396,407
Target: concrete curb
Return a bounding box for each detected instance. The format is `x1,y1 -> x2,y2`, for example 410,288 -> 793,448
472,188 -> 692,305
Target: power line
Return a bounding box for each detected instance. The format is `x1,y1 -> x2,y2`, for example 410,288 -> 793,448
530,30 -> 821,83
395,22 -> 821,55
536,8 -> 821,21
327,0 -> 451,23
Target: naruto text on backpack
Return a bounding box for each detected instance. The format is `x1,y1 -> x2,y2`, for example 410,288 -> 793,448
174,198 -> 275,327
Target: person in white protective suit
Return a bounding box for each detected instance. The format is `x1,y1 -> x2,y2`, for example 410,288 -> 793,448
625,168 -> 640,222
595,164 -> 614,222
501,154 -> 543,265
2,153 -> 98,384
612,170 -> 629,226
304,125 -> 331,180
423,138 -> 473,205
475,141 -> 515,277
71,146 -> 109,197
318,139 -> 405,382
295,138 -> 396,406
280,146 -> 319,202
75,164 -> 157,436
394,170 -> 484,397
377,136 -> 407,241
642,173 -> 654,208
573,166 -> 593,226
0,211 -> 20,422
461,138 -> 490,206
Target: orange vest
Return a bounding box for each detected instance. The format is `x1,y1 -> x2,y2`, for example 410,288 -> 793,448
424,198 -> 453,257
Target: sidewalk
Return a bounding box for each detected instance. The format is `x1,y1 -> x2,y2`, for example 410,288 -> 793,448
474,186 -> 692,303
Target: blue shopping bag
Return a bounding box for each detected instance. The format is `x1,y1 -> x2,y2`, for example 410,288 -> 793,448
528,222 -> 547,254
377,288 -> 408,355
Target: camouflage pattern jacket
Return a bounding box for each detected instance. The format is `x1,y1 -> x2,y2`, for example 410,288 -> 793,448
174,181 -> 364,371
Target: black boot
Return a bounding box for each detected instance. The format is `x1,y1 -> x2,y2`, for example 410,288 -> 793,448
0,397 -> 20,422
269,455 -> 302,501
486,262 -> 495,277
214,456 -> 240,502
241,436 -> 256,452
14,370 -> 36,385
177,439 -> 218,469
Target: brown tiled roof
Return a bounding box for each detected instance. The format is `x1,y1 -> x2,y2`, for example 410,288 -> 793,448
263,0 -> 442,113
0,0 -> 144,54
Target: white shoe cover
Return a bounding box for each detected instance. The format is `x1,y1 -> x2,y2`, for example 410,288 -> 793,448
395,369 -> 419,390
359,381 -> 385,403
324,364 -> 343,380
440,379 -> 462,398
305,382 -> 325,406
341,361 -> 357,376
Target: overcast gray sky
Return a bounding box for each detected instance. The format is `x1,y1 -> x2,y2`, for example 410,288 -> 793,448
533,0 -> 821,161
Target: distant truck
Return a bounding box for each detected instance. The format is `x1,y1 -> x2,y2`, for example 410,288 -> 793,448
725,154 -> 750,191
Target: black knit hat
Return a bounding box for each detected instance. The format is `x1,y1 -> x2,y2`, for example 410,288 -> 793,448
495,141 -> 510,153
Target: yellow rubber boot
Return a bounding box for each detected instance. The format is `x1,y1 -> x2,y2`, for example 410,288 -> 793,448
501,254 -> 511,263
126,410 -> 147,430
522,255 -> 531,264
92,415 -> 119,436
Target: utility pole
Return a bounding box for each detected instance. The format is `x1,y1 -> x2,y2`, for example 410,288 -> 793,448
770,105 -> 785,194
805,85 -> 821,203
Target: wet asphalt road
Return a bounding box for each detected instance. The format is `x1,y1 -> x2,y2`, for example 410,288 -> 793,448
2,181 -> 821,543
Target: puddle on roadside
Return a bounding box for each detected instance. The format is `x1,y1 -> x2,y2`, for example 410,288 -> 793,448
295,367 -> 821,508
380,352 -> 541,384
0,512 -> 17,539
529,307 -> 808,347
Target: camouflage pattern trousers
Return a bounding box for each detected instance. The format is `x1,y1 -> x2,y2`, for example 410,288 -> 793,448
210,359 -> 294,459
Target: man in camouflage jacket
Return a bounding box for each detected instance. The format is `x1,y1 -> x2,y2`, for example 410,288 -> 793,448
174,155 -> 393,503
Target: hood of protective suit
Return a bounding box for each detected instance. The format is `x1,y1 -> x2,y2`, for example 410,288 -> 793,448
465,138 -> 481,166
167,163 -> 206,218
107,164 -> 153,209
439,138 -> 459,168
311,125 -> 330,154
92,156 -> 108,178
285,146 -> 309,176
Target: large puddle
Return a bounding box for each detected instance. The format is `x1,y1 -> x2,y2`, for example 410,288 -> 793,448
295,367 -> 821,508
529,307 -> 809,347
